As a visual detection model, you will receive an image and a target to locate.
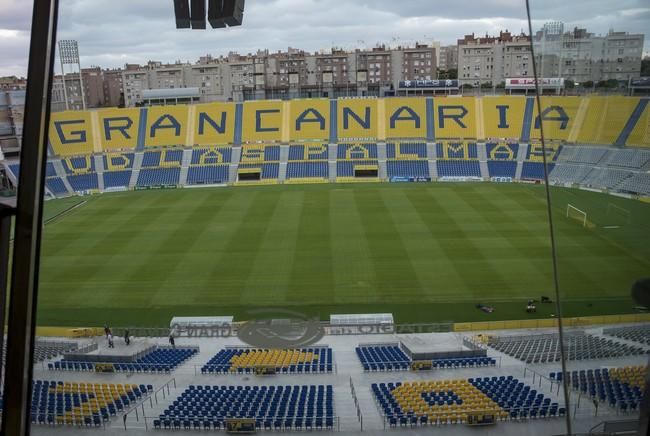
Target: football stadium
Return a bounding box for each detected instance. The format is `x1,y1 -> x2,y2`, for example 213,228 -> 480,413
1,2 -> 650,436
6,95 -> 647,327
3,94 -> 650,434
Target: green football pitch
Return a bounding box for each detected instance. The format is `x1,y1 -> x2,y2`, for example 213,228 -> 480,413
36,183 -> 650,327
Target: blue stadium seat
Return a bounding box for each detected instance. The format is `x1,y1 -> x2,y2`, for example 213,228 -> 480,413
487,161 -> 517,178
158,384 -> 334,430
436,160 -> 481,177
201,347 -> 333,374
54,347 -> 197,374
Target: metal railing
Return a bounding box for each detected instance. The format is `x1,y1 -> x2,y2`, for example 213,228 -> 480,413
143,414 -> 341,432
349,376 -> 363,431
122,377 -> 177,430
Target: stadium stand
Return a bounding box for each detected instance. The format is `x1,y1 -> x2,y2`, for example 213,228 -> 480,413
30,380 -> 151,426
603,324 -> 650,346
136,167 -> 181,187
102,152 -> 134,189
437,160 -> 481,178
336,143 -> 379,181
23,161 -> 72,195
556,146 -> 609,165
436,142 -> 478,159
580,168 -> 634,190
51,346 -> 197,373
617,172 -> 650,196
286,143 -> 329,181
7,96 -> 650,196
46,177 -> 69,195
34,340 -> 79,363
482,97 -> 527,139
237,144 -> 281,182
485,143 -> 519,179
577,97 -> 641,145
61,156 -> 99,192
520,143 -> 561,181
487,161 -> 517,178
551,366 -> 645,412
548,164 -> 593,185
48,111 -> 95,156
337,143 -> 378,159
355,344 -> 496,372
387,142 -> 427,160
2,340 -> 79,366
136,149 -> 184,187
201,347 -> 333,374
487,332 -> 647,363
435,142 -> 481,178
356,345 -> 410,371
386,142 -> 429,180
187,147 -> 232,185
604,148 -> 650,169
372,377 -> 563,426
485,143 -> 519,160
386,160 -> 429,179
153,384 -> 335,431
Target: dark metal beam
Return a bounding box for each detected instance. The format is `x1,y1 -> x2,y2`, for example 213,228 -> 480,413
0,0 -> 59,434
0,211 -> 12,392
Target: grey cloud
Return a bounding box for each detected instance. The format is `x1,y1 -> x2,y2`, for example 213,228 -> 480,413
0,0 -> 33,31
0,0 -> 647,77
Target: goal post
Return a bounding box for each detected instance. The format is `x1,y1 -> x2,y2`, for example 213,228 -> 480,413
606,202 -> 631,227
566,204 -> 587,227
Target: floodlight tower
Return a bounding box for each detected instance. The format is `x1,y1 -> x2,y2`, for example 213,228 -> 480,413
58,40 -> 86,110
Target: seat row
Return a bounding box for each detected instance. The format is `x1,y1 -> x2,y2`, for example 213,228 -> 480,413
154,384 -> 334,431
201,347 -> 333,374
356,345 -> 495,372
30,380 -> 152,427
550,366 -> 645,412
603,324 -> 650,346
488,332 -> 647,363
52,347 -> 197,374
373,376 -> 564,428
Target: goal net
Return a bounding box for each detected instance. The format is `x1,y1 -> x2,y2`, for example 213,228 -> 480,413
605,203 -> 631,228
566,204 -> 587,227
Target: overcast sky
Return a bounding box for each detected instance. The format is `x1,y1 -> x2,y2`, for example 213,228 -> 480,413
0,0 -> 648,77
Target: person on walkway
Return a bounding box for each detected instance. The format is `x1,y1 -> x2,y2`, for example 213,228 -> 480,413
107,333 -> 114,349
169,334 -> 175,348
104,325 -> 110,338
124,329 -> 130,346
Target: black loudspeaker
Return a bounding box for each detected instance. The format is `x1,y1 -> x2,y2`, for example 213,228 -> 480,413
173,0 -> 191,28
207,0 -> 226,28
208,0 -> 244,28
222,0 -> 244,27
190,0 -> 207,29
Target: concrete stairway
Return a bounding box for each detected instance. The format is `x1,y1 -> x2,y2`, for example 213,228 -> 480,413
376,142 -> 387,179
128,152 -> 144,188
278,144 -> 289,182
178,149 -> 193,186
51,159 -> 75,195
93,155 -> 105,191
515,143 -> 528,180
228,147 -> 242,183
328,143 -> 337,181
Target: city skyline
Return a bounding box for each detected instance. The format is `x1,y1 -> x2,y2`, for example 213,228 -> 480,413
0,0 -> 648,77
